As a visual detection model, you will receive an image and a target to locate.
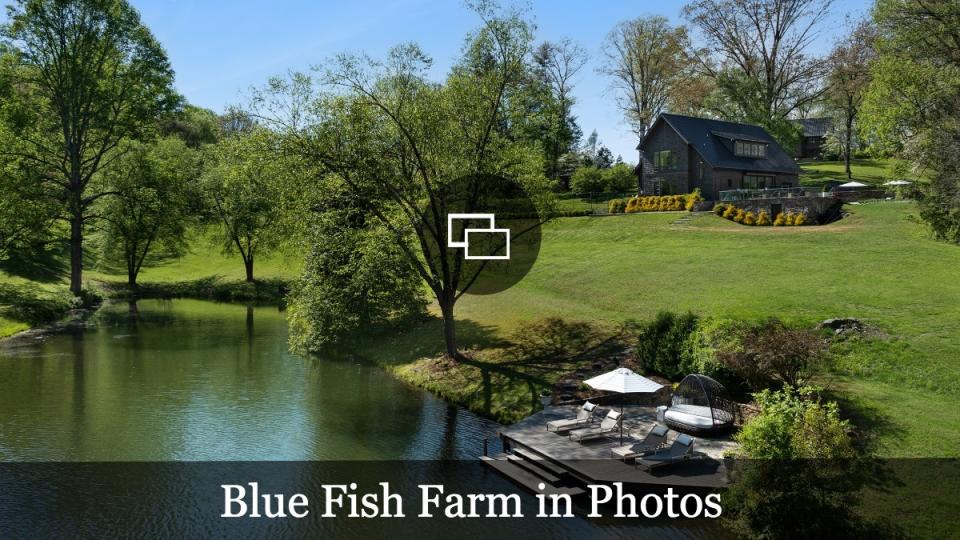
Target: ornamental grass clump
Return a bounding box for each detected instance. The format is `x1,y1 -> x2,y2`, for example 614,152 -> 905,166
794,212 -> 807,226
713,203 -> 727,215
773,212 -> 786,226
756,210 -> 771,226
744,211 -> 757,225
785,212 -> 795,226
723,205 -> 738,220
734,208 -> 746,223
608,198 -> 627,214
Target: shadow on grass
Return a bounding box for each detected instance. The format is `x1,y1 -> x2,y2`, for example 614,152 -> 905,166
827,390 -> 906,456
0,245 -> 68,284
316,317 -> 628,423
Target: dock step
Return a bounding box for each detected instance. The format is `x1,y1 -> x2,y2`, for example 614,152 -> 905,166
481,455 -> 584,497
511,447 -> 568,477
507,454 -> 560,484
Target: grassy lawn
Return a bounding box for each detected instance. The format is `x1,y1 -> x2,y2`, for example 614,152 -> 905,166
403,202 -> 955,457
799,158 -> 914,186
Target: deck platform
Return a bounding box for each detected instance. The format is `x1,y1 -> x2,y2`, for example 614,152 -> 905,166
493,405 -> 738,491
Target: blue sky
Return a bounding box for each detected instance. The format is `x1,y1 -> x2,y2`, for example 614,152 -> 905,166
14,0 -> 874,161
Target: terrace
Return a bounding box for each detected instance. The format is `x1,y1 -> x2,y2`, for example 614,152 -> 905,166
483,404 -> 738,496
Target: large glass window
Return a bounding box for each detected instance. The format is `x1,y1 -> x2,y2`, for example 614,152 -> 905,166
743,174 -> 773,189
734,140 -> 767,158
653,150 -> 677,170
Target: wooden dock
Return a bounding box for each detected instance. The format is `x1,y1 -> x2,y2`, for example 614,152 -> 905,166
482,405 -> 738,494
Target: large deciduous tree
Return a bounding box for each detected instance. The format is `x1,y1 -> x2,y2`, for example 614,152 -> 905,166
862,0 -> 960,242
683,0 -> 833,148
0,0 -> 177,295
599,16 -> 693,138
825,19 -> 877,179
98,137 -> 200,286
202,128 -> 288,283
532,39 -> 587,186
257,6 -> 552,359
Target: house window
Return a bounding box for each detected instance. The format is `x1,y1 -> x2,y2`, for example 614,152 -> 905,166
734,140 -> 767,158
743,174 -> 773,189
653,150 -> 677,170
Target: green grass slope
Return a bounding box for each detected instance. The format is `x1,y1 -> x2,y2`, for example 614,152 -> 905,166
452,202 -> 958,456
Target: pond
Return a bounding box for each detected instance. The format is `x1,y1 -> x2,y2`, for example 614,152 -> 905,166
0,299 -> 725,538
0,299 -> 500,461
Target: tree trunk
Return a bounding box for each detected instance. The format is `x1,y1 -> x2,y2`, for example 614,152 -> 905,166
845,109 -> 854,180
439,295 -> 458,359
244,256 -> 254,283
69,213 -> 83,296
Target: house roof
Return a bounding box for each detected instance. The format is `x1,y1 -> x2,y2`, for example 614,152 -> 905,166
639,113 -> 800,175
793,117 -> 832,137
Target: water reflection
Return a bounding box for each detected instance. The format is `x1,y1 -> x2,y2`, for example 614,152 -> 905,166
0,299 -> 501,461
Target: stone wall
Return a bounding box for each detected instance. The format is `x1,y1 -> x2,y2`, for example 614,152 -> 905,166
732,195 -> 842,224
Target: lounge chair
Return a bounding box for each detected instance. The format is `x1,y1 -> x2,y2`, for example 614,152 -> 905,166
546,401 -> 598,433
569,410 -> 622,443
610,424 -> 669,460
635,433 -> 697,471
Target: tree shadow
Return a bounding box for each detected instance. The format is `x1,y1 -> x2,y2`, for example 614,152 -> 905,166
305,316 -> 628,423
0,244 -> 69,283
826,390 -> 905,456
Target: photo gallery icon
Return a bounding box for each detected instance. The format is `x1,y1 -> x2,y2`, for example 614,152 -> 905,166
446,213 -> 510,260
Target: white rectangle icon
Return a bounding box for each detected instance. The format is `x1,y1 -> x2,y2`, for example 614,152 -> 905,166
464,229 -> 510,260
447,213 -> 495,248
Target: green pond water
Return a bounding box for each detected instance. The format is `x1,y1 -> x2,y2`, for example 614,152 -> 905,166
0,299 -> 499,461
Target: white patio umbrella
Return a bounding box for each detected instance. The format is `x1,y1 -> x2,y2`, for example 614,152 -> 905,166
838,181 -> 869,188
883,180 -> 912,186
584,368 -> 664,444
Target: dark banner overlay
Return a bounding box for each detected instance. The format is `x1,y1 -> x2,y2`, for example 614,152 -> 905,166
0,460 -> 957,538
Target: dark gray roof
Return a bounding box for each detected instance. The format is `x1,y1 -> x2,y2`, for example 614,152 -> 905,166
793,117 -> 832,137
640,113 -> 800,175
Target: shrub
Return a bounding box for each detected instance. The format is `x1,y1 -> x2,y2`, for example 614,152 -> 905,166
773,212 -> 786,226
756,210 -> 771,226
734,208 -> 746,223
744,211 -> 756,225
713,203 -> 726,215
715,319 -> 829,390
607,198 -> 627,214
726,387 -> 866,539
735,386 -> 854,459
634,311 -> 699,379
794,212 -> 807,226
602,163 -> 636,193
685,189 -> 703,211
723,205 -> 738,219
570,166 -> 605,195
680,317 -> 749,390
785,212 -> 795,226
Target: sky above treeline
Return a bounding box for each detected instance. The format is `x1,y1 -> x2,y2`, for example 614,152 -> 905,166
5,0 -> 873,162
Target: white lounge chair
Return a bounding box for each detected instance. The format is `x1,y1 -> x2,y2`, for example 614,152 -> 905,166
569,410 -> 622,443
635,433 -> 697,471
546,401 -> 597,433
610,424 -> 669,460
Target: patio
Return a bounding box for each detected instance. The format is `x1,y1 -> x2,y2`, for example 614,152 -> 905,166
491,404 -> 739,491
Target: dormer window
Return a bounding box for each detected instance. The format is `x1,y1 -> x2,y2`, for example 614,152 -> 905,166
735,140 -> 766,158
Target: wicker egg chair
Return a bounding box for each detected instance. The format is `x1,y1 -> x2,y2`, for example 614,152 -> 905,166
664,374 -> 736,435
